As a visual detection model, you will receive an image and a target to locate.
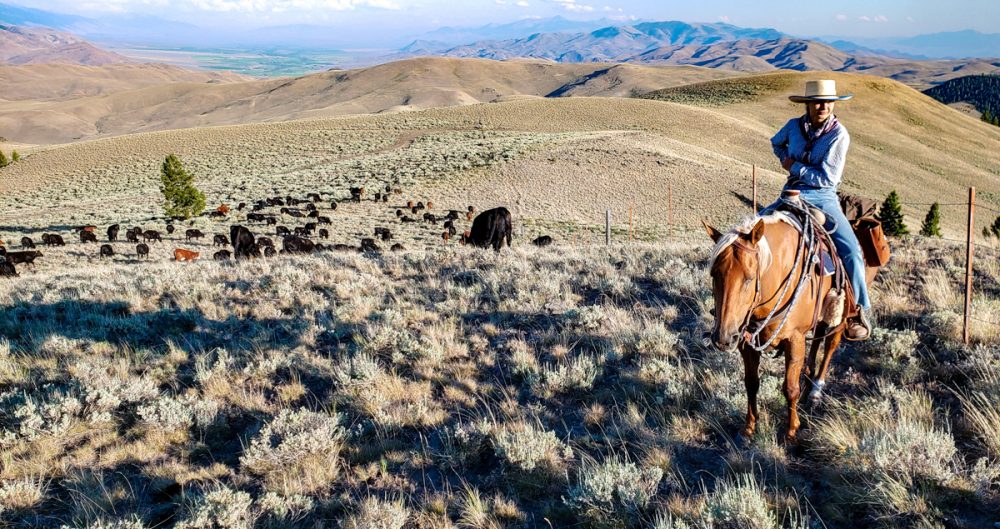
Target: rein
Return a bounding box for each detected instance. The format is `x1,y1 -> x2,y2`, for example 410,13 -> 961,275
737,200 -> 820,353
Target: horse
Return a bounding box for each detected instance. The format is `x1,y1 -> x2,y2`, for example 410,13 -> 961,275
703,211 -> 868,443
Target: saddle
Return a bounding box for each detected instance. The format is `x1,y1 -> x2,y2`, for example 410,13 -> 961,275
773,192 -> 891,336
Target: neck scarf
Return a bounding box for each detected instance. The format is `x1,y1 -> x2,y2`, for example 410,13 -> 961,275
798,114 -> 839,164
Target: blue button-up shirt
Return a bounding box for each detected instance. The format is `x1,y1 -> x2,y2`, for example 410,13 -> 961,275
771,116 -> 850,190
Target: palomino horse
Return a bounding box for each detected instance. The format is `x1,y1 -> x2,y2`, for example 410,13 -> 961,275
703,213 -> 874,442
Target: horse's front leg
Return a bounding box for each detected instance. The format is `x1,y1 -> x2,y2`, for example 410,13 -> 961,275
740,344 -> 761,437
783,336 -> 806,442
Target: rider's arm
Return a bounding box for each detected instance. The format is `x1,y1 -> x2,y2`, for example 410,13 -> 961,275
789,130 -> 850,189
770,120 -> 792,162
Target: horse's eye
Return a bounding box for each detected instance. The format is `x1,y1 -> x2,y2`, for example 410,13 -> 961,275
743,278 -> 753,289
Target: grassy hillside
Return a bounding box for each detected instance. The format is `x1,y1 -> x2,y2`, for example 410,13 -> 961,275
0,240 -> 997,528
2,71 -> 998,243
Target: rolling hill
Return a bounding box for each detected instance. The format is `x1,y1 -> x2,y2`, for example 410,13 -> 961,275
0,58 -> 741,145
0,23 -> 130,65
2,69 -> 997,240
924,74 -> 1000,120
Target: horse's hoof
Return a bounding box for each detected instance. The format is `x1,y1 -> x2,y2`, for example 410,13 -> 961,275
784,433 -> 800,446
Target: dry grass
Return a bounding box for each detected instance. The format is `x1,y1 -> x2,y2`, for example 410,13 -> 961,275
0,236 -> 994,528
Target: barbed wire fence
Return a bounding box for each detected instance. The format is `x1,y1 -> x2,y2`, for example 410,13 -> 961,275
597,166 -> 1000,345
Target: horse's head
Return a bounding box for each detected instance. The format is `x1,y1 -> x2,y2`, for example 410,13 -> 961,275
703,219 -> 769,352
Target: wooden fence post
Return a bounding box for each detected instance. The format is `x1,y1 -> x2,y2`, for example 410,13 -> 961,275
606,209 -> 611,246
629,206 -> 634,241
964,187 -> 976,345
668,184 -> 673,239
752,164 -> 757,213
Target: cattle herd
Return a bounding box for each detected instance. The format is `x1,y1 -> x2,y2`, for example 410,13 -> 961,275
0,185 -> 556,278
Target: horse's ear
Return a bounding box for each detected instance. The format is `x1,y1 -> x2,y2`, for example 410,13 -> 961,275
748,219 -> 765,245
702,220 -> 723,243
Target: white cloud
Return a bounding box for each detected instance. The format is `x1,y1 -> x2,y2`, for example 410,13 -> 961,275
718,15 -> 730,23
495,0 -> 507,4
874,14 -> 888,22
551,0 -> 594,12
835,14 -> 847,22
906,16 -> 915,23
608,14 -> 636,21
516,0 -> 529,5
858,15 -> 871,22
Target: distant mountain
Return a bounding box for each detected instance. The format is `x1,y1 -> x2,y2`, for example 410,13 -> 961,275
414,16 -> 627,47
0,24 -> 130,65
924,74 -> 1000,118
0,2 -> 88,28
632,38 -> 855,71
819,30 -> 1000,60
435,21 -> 788,62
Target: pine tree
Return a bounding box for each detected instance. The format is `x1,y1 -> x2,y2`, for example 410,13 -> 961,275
920,202 -> 942,237
878,190 -> 909,236
11,150 -> 19,162
0,151 -> 8,168
160,154 -> 206,219
984,108 -> 994,124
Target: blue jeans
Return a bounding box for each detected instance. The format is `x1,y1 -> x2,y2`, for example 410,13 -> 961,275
759,188 -> 871,311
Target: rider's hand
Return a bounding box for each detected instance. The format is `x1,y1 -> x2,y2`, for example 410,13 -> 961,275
781,157 -> 795,171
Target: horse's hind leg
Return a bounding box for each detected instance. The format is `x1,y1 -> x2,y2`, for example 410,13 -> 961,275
740,345 -> 761,437
783,337 -> 806,442
804,323 -> 828,399
809,328 -> 843,404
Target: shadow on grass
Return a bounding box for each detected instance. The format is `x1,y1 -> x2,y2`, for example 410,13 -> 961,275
0,299 -> 312,357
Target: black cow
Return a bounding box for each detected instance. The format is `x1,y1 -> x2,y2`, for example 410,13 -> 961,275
264,246 -> 277,257
231,225 -> 260,259
99,244 -> 114,259
283,236 -> 315,254
237,202 -> 246,211
465,207 -> 513,252
307,210 -> 319,219
167,224 -> 176,235
304,222 -> 317,233
360,238 -> 379,253
276,225 -> 291,237
81,231 -> 99,243
136,243 -> 149,259
0,260 -> 16,277
142,230 -> 161,243
256,237 -> 274,248
532,235 -> 554,247
125,229 -> 140,243
247,213 -> 266,223
350,187 -> 365,202
5,251 -> 42,267
42,234 -> 65,246
317,216 -> 331,225
332,244 -> 355,251
213,234 -> 230,247
318,229 -> 329,239
423,213 -> 437,224
374,227 -> 392,241
330,202 -> 338,211
305,203 -> 317,212
107,224 -> 120,242
213,250 -> 231,261
307,193 -> 322,203
20,236 -> 35,249
390,243 -> 404,251
264,217 -> 277,226
185,229 -> 205,241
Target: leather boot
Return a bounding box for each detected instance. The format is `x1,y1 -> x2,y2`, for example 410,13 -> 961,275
845,307 -> 872,341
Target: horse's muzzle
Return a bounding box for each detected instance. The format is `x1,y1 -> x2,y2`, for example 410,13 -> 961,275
711,329 -> 740,352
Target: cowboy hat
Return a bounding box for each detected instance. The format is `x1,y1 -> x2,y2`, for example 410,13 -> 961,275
788,80 -> 853,103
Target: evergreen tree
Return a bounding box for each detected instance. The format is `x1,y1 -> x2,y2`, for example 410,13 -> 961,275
878,190 -> 909,236
160,154 -> 206,219
920,202 -> 942,237
990,215 -> 1000,238
0,151 -> 8,168
11,150 -> 19,162
984,108 -> 994,124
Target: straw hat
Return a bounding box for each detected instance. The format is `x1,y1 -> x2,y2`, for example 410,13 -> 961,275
789,80 -> 854,103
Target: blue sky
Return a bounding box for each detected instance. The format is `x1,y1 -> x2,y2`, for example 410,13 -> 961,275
11,0 -> 998,36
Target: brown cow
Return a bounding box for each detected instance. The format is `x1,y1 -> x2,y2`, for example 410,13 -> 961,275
217,204 -> 231,215
173,248 -> 199,261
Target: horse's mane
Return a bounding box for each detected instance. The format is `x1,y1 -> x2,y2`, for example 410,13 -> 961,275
709,214 -> 790,273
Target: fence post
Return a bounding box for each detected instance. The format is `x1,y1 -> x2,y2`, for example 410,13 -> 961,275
668,184 -> 673,239
629,206 -> 634,241
964,186 -> 976,345
606,209 -> 611,246
752,164 -> 757,213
